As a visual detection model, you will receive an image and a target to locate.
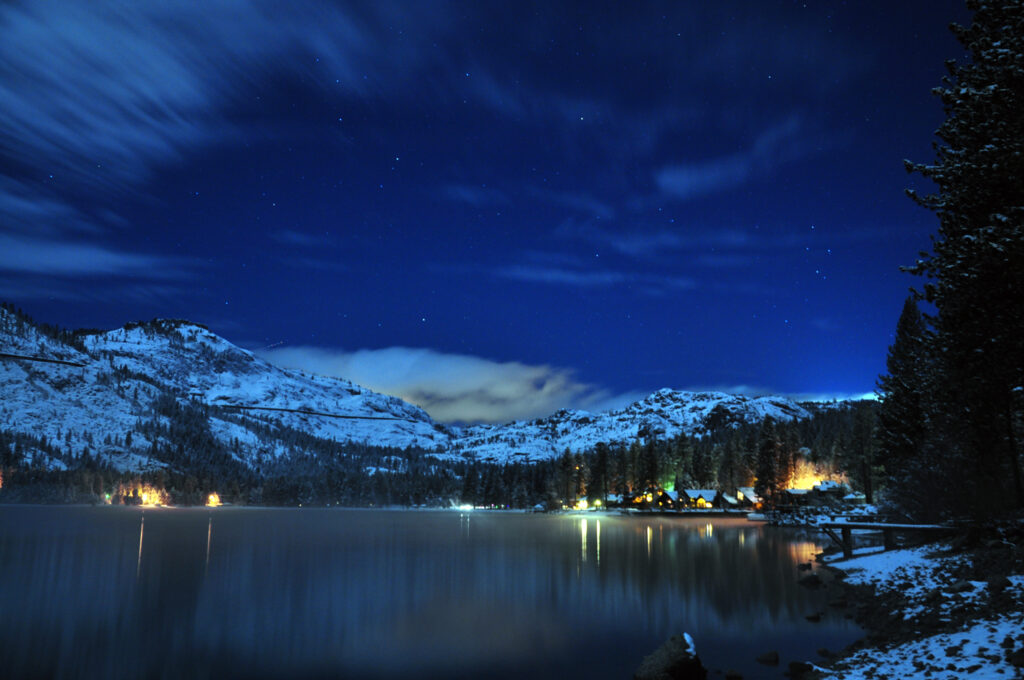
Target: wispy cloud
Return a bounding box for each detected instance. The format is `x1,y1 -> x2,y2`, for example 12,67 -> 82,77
554,220 -> 766,265
495,262 -> 694,294
258,345 -> 630,423
810,317 -> 841,333
554,221 -> 683,258
526,188 -> 615,220
655,115 -> 806,201
0,233 -> 193,278
442,184 -> 509,207
0,0 -> 446,289
269,230 -> 337,248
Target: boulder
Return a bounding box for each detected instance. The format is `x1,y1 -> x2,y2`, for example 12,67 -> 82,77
987,575 -> 1011,594
786,661 -> 814,678
798,573 -> 823,588
634,633 -> 707,680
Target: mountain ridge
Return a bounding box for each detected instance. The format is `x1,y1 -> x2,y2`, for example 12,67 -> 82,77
0,307 -> 850,474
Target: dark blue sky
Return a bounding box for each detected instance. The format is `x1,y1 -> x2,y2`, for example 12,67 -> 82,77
0,1 -> 970,422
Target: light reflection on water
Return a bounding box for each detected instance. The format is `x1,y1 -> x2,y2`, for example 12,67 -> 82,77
0,508 -> 859,680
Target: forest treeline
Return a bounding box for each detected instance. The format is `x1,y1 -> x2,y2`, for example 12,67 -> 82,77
0,397 -> 878,509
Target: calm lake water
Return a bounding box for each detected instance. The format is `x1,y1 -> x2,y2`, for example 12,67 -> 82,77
0,507 -> 859,679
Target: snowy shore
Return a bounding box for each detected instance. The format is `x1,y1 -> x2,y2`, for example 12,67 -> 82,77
811,525 -> 1024,679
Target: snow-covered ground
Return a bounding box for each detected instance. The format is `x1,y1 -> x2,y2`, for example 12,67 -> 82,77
825,615 -> 1024,679
819,544 -> 1024,679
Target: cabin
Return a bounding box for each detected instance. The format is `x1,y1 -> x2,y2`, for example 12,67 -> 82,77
784,488 -> 812,506
627,489 -> 657,509
682,489 -> 719,509
736,487 -> 761,508
655,490 -> 680,510
604,493 -> 625,508
783,481 -> 854,507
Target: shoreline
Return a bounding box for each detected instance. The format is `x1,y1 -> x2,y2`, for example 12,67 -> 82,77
806,522 -> 1024,678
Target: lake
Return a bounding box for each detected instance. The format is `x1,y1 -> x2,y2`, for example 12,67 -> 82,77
0,507 -> 859,679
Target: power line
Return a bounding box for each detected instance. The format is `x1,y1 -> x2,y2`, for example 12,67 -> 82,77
0,352 -> 86,368
217,403 -> 405,421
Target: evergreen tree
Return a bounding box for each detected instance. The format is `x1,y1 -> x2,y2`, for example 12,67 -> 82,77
754,417 -> 781,504
876,297 -> 930,509
670,435 -> 694,490
904,1 -> 1024,516
589,442 -> 610,502
637,439 -> 659,490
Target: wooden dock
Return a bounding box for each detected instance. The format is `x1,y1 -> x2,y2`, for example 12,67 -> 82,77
820,521 -> 956,559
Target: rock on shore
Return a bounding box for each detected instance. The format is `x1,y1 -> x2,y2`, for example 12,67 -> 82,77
634,632 -> 708,680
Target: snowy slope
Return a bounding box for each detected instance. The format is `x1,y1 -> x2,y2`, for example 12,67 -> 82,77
0,310 -> 152,471
81,320 -> 449,450
1,308 -> 833,473
453,388 -> 813,463
0,311 -> 449,473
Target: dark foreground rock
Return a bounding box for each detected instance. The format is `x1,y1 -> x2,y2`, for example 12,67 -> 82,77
634,633 -> 707,680
786,660 -> 815,677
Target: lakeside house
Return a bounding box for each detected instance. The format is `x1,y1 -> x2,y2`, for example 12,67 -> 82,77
736,486 -> 761,509
782,480 -> 853,507
682,489 -> 719,509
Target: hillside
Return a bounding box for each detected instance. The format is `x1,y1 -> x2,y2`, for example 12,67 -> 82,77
1,306 -> 841,477
454,389 -> 817,463
0,309 -> 448,478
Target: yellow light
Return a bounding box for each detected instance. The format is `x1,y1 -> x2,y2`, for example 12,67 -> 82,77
207,492 -> 221,507
120,483 -> 169,507
577,499 -> 589,511
594,499 -> 602,507
645,493 -> 653,502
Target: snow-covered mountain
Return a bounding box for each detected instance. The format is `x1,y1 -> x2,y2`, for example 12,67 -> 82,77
0,307 -> 832,473
0,310 -> 448,474
452,388 -> 813,463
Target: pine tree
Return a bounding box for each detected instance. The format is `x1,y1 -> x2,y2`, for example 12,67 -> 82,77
637,439 -> 659,491
876,297 -> 930,510
754,417 -> 781,505
905,1 -> 1024,516
670,435 -> 694,490
589,442 -> 610,503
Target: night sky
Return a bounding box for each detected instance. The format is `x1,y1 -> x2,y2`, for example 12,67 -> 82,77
1,1 -> 971,423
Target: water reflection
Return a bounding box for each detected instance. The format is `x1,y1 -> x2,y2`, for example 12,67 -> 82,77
0,508 -> 859,680
205,514 -> 212,572
136,511 -> 144,580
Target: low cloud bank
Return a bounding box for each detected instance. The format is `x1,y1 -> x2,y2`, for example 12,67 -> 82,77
259,346 -> 631,424
258,348 -> 873,424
